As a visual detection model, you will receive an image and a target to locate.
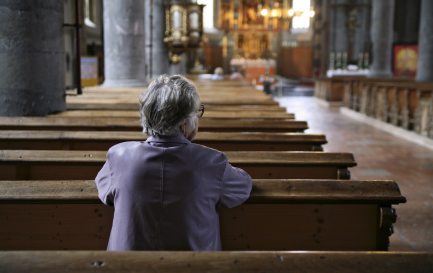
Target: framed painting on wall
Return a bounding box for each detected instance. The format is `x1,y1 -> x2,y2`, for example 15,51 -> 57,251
393,44 -> 418,78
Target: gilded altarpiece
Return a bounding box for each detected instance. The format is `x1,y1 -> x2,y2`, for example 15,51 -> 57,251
219,0 -> 284,59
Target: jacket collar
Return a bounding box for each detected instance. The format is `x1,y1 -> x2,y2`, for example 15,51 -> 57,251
146,132 -> 191,145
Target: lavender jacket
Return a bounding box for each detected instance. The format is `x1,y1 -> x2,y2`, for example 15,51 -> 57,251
95,133 -> 252,251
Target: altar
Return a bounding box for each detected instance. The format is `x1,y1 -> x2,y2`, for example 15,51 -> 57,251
231,58 -> 276,84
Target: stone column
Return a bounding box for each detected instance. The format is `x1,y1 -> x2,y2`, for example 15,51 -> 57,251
144,0 -> 169,79
330,0 -> 349,55
368,0 -> 395,78
0,0 -> 65,116
315,0 -> 330,76
416,0 -> 433,82
103,0 -> 146,87
352,0 -> 370,63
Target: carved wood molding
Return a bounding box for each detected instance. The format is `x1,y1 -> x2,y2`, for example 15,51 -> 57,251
337,168 -> 351,180
377,206 -> 397,250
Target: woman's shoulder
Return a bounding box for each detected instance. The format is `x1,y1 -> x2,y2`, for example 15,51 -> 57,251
189,143 -> 228,162
107,141 -> 144,155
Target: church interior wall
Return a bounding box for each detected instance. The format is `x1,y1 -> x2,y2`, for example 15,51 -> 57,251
58,0 -> 430,90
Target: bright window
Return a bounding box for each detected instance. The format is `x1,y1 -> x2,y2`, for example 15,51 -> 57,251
291,0 -> 311,31
197,0 -> 214,30
292,0 -> 311,12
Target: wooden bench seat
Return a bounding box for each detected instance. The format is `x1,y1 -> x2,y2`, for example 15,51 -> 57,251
68,86 -> 277,94
0,179 -> 405,250
78,86 -> 269,94
67,95 -> 278,106
0,117 -> 309,132
0,150 -> 356,180
0,130 -> 327,151
74,86 -> 273,96
67,103 -> 287,112
70,92 -> 276,101
68,79 -> 280,109
0,251 -> 430,273
53,110 -> 295,119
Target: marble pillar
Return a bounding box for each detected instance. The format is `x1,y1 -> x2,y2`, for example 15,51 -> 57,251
144,0 -> 169,79
352,0 -> 370,62
0,0 -> 65,116
103,0 -> 146,87
331,0 -> 349,55
368,0 -> 395,78
416,0 -> 433,82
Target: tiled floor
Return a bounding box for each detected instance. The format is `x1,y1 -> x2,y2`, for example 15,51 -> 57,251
276,97 -> 433,251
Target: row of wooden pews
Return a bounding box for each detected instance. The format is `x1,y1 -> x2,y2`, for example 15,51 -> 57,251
0,131 -> 326,151
0,78 -> 429,272
0,116 -> 307,132
0,179 -> 403,250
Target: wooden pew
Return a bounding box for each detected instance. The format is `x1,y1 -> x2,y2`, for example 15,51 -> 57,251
53,110 -> 295,119
66,84 -> 281,109
74,85 -> 272,96
68,93 -> 277,103
0,179 -> 405,250
67,103 -> 287,112
67,93 -> 278,106
68,85 -> 277,95
0,251 -> 431,273
67,78 -> 280,110
0,150 -> 356,180
0,117 -> 309,132
0,130 -> 327,151
76,85 -> 269,95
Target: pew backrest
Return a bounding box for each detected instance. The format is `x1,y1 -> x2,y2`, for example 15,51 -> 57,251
0,130 -> 327,151
0,179 -> 405,250
0,117 -> 309,132
1,251 -> 431,273
0,150 -> 357,180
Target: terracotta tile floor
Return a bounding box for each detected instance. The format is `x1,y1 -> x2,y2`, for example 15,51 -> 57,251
276,97 -> 433,251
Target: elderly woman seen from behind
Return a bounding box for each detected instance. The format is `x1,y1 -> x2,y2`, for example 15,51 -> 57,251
95,75 -> 252,250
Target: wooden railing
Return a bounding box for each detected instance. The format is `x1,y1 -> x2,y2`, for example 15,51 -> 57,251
342,79 -> 433,138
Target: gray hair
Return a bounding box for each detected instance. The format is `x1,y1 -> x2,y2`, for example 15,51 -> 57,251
139,75 -> 200,136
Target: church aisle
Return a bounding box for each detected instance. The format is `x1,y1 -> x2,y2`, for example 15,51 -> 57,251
276,97 -> 433,251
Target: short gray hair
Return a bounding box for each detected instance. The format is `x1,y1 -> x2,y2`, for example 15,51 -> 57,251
139,75 -> 200,136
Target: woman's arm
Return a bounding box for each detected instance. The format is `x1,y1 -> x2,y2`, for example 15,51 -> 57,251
95,154 -> 116,206
220,161 -> 252,208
